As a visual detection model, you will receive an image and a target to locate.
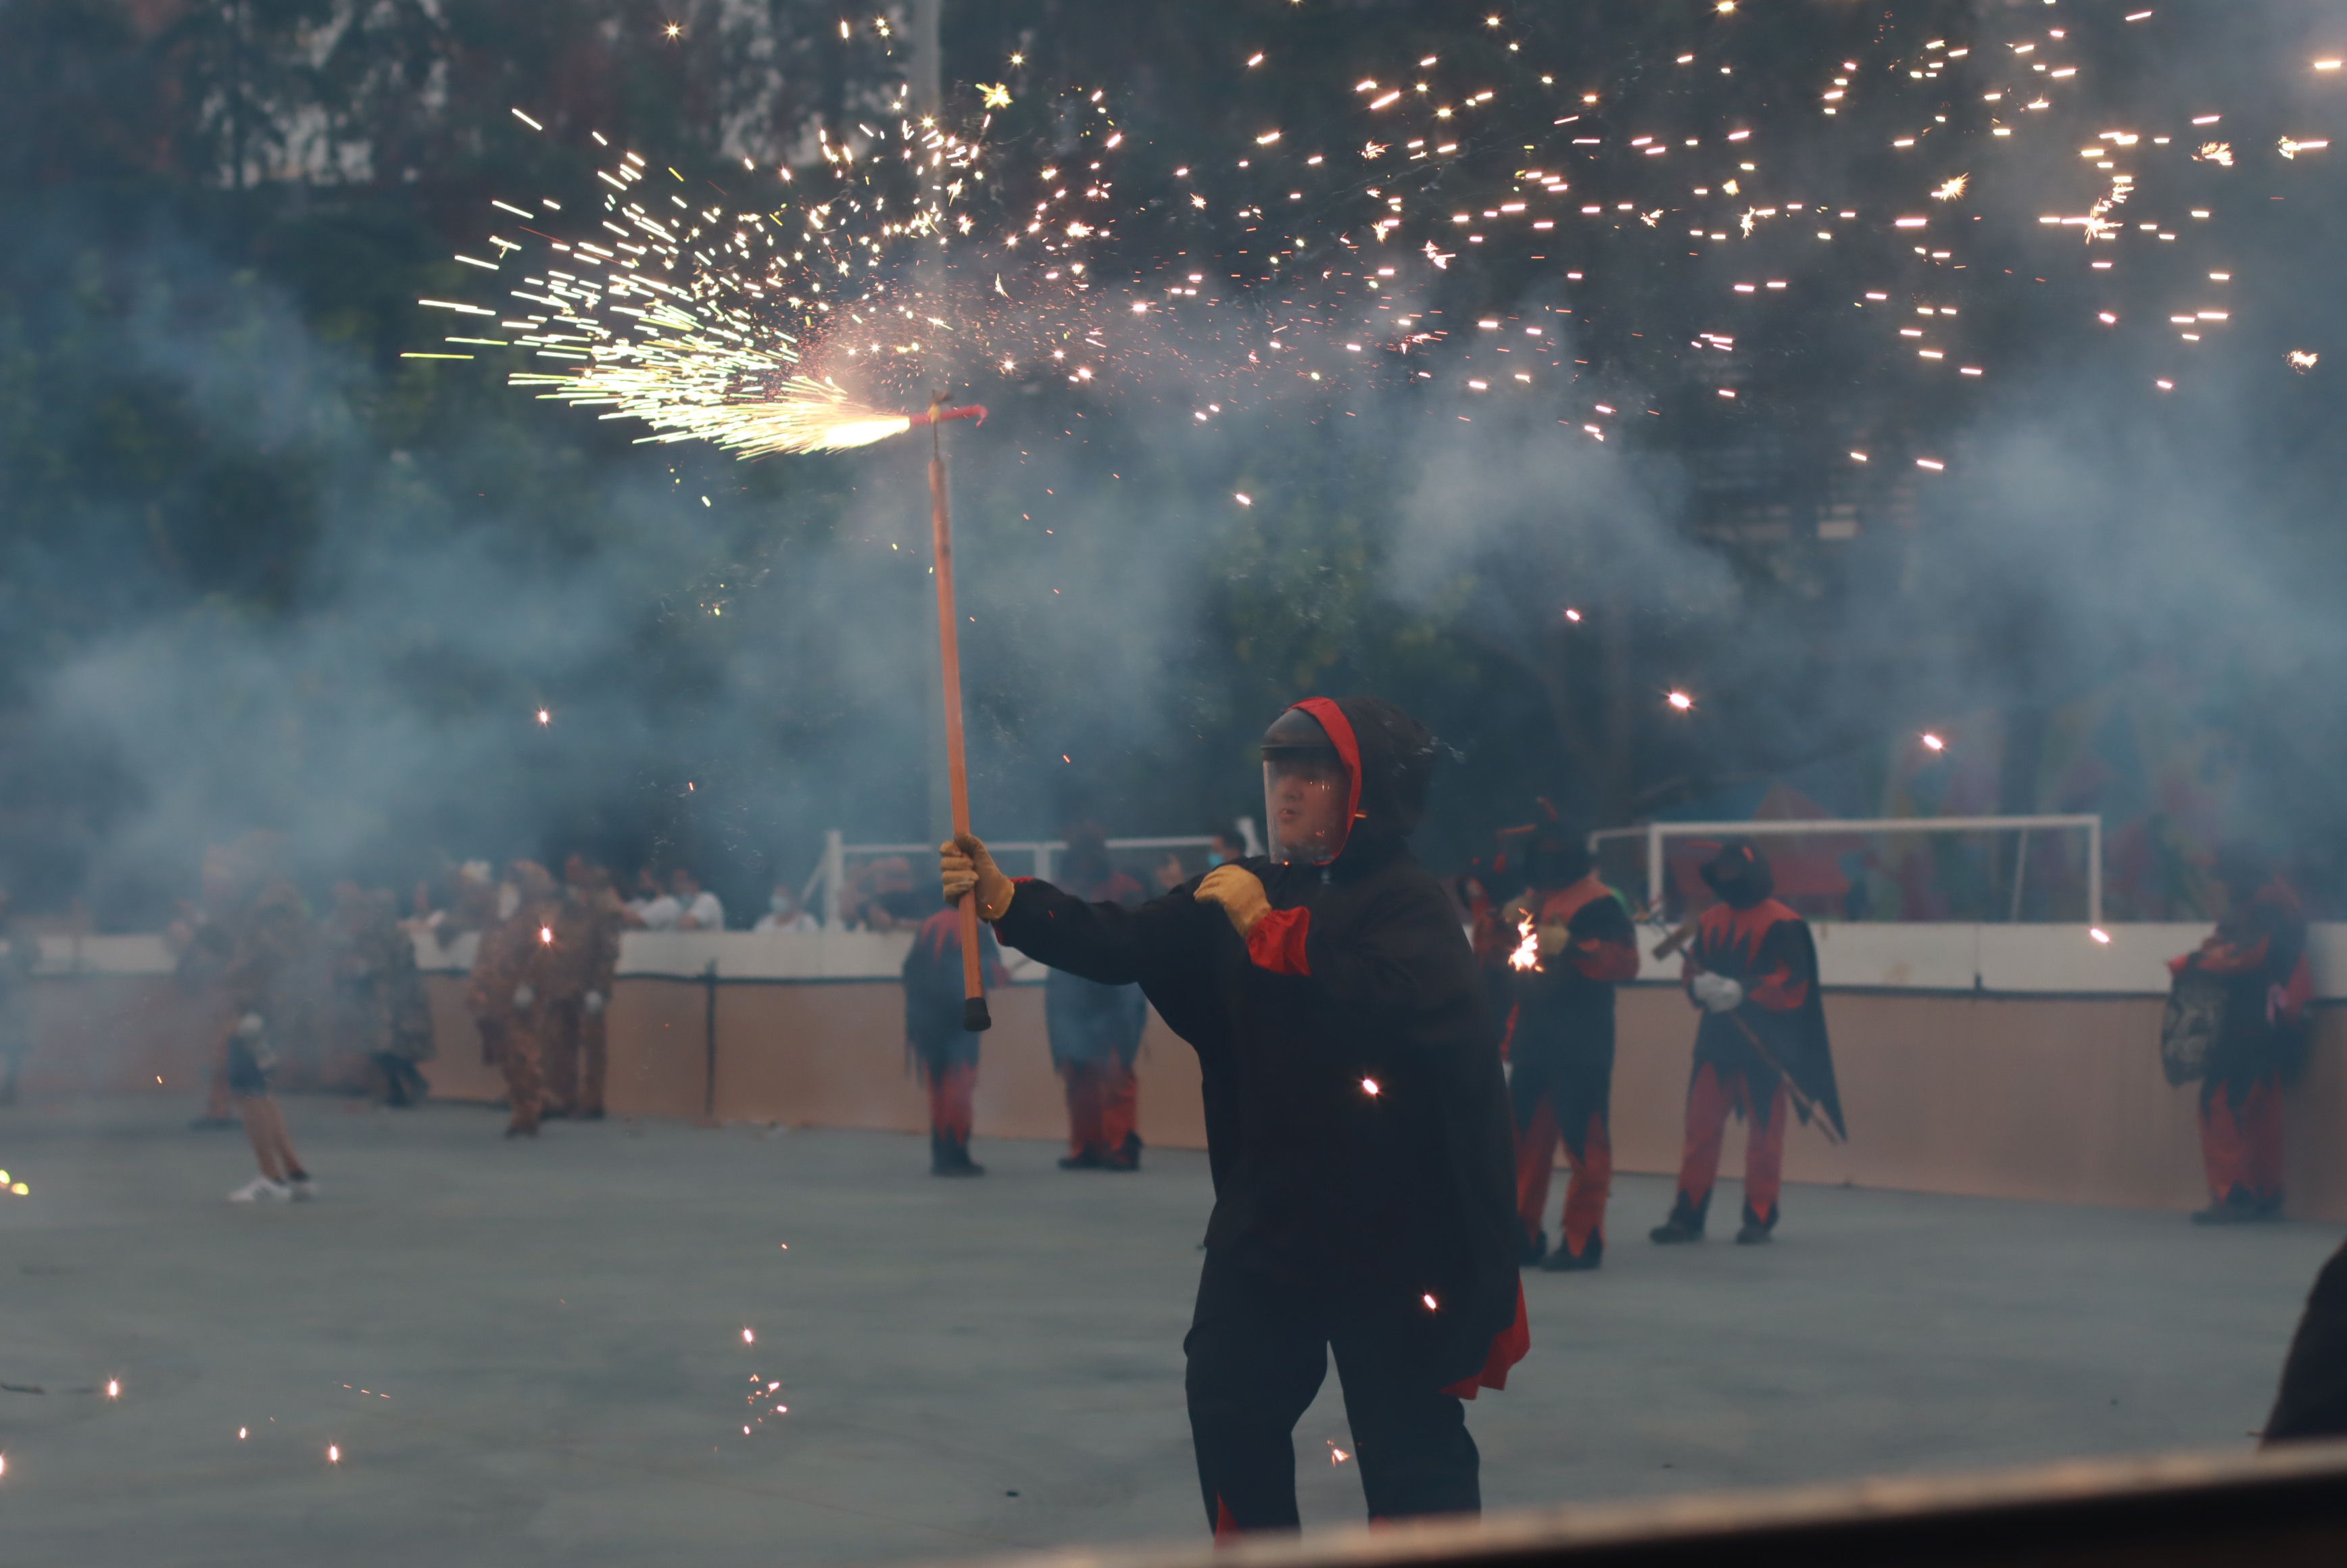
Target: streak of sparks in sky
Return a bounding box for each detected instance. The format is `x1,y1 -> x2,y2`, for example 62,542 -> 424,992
425,6 -> 2331,479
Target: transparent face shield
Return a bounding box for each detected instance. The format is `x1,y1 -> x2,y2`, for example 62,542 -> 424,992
1263,756 -> 1352,866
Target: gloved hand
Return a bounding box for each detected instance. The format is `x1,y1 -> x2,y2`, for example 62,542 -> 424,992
1536,922 -> 1570,961
1195,864 -> 1271,938
512,984 -> 535,1011
583,990 -> 606,1016
940,833 -> 1016,921
1691,971 -> 1744,1013
235,1012 -> 266,1041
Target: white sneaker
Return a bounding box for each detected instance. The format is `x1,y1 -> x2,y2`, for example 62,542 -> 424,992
228,1177 -> 291,1204
287,1176 -> 318,1202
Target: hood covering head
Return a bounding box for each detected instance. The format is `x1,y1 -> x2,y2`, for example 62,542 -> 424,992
1526,833 -> 1594,890
1698,838 -> 1774,910
1262,696 -> 1436,865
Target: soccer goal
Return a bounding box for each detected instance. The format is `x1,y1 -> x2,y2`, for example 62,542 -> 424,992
1589,814 -> 2104,926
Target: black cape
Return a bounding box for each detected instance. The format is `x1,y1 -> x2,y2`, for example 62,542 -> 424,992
992,703 -> 1521,1388
1689,899 -> 1845,1139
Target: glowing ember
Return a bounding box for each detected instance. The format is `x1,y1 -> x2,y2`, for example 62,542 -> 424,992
537,709 -> 550,725
1666,690 -> 1695,712
539,926 -> 553,946
1328,1440 -> 1353,1465
742,1328 -> 756,1344
2089,927 -> 2113,945
2289,350 -> 2319,372
1563,607 -> 1582,623
105,1379 -> 119,1400
328,1444 -> 341,1464
1932,174 -> 1970,201
1361,1077 -> 1382,1097
1421,1294 -> 1440,1311
1921,733 -> 1946,752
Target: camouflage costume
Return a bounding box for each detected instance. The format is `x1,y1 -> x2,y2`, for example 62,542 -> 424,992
543,878 -> 625,1117
470,869 -> 565,1134
325,889 -> 435,1104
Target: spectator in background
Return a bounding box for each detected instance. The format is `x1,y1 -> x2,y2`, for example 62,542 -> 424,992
1048,825 -> 1151,1171
210,833 -> 318,1202
628,864 -> 681,930
673,866 -> 725,931
755,882 -> 821,933
0,885 -> 34,1106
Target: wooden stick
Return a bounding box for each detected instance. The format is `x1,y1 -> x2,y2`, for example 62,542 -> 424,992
928,397 -> 990,1032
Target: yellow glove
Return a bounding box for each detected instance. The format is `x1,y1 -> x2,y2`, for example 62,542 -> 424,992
940,833 -> 1016,921
1195,864 -> 1271,938
1536,921 -> 1570,961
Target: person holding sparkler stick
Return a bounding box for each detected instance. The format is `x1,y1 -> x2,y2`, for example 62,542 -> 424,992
942,697 -> 1526,1536
1649,840 -> 1845,1246
1503,831 -> 1641,1273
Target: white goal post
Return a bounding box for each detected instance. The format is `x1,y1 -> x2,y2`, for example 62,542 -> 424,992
1589,814 -> 2104,927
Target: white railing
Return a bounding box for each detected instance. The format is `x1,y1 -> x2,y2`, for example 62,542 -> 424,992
1590,814 -> 2104,927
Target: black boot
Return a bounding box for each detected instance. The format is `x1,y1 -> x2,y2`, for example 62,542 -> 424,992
2192,1188 -> 2265,1225
1735,1200 -> 1776,1246
1058,1145 -> 1106,1171
1102,1131 -> 1142,1172
932,1133 -> 984,1177
1650,1194 -> 1708,1245
1518,1227 -> 1549,1269
1541,1232 -> 1603,1272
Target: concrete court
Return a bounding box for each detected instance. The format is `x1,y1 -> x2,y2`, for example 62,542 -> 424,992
0,1097 -> 2337,1567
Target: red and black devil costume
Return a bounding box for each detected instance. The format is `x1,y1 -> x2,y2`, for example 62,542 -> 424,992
2172,855 -> 2310,1223
1046,828 -> 1151,1171
1505,836 -> 1640,1272
902,902 -> 1007,1175
1651,839 -> 1843,1245
963,697 -> 1525,1534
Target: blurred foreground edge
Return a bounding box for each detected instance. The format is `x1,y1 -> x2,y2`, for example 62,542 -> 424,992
954,1442 -> 2347,1568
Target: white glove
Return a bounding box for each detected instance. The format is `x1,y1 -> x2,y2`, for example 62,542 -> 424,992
1691,972 -> 1745,1014
235,1012 -> 266,1040
512,985 -> 535,1010
583,990 -> 606,1016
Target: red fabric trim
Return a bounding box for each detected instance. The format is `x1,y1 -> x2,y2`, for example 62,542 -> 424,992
1747,963 -> 1808,1012
1443,1281 -> 1530,1400
1574,939 -> 1642,984
1214,1496 -> 1242,1544
1292,697 -> 1363,862
1245,905 -> 1313,976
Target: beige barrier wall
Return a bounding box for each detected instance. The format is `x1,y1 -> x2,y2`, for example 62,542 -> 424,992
20,973 -> 2345,1219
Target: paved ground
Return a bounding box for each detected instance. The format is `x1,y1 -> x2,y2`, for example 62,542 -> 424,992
0,1097 -> 2337,1567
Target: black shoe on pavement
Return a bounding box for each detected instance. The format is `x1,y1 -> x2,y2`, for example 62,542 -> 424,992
1735,1223 -> 1774,1245
1059,1146 -> 1106,1170
1519,1229 -> 1549,1269
932,1135 -> 985,1177
2192,1192 -> 2264,1225
579,1108 -> 606,1122
1102,1133 -> 1142,1172
1649,1219 -> 1703,1244
1541,1235 -> 1603,1272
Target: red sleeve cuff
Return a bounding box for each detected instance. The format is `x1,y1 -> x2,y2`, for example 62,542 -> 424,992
1246,906 -> 1312,976
1443,1281 -> 1530,1400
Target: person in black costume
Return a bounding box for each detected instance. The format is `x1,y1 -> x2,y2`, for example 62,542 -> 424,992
1649,839 -> 1844,1246
942,697 -> 1526,1537
2266,1240 -> 2347,1444
1505,834 -> 1640,1272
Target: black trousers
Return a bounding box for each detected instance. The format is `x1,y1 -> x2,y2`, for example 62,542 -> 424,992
1184,1249 -> 1480,1534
